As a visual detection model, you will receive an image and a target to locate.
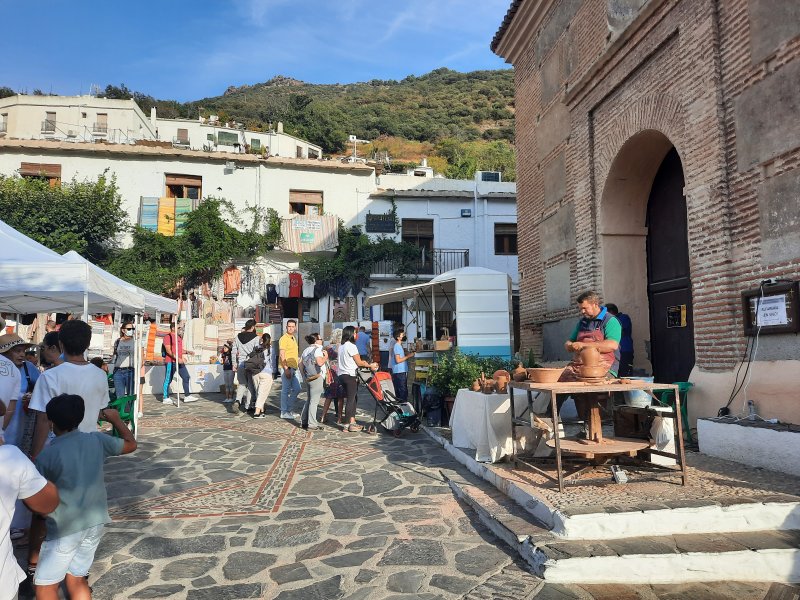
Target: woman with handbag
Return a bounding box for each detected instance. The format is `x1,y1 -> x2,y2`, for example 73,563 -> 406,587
299,333 -> 326,430
320,328 -> 343,426
251,333 -> 275,419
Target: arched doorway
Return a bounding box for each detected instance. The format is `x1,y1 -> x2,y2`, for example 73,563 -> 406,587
599,130 -> 695,380
646,148 -> 695,382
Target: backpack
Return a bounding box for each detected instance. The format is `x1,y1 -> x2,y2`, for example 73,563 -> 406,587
244,347 -> 266,375
301,348 -> 322,381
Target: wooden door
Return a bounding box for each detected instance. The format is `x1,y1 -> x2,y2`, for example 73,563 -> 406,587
646,148 -> 695,383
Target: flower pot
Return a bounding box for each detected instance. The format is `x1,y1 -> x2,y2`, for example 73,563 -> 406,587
512,363 -> 527,382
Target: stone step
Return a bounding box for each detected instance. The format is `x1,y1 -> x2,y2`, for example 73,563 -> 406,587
526,529 -> 800,584
440,467 -> 554,552
441,465 -> 800,585
424,425 -> 800,540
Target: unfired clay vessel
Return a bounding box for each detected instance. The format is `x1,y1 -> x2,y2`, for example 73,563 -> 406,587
512,363 -> 527,382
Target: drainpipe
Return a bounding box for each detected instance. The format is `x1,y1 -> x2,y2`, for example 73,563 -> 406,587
473,179 -> 479,268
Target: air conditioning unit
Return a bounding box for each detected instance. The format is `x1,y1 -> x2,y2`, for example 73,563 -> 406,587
66,130 -> 77,138
476,171 -> 502,183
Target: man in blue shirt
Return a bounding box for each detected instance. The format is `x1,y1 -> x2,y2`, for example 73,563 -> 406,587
354,326 -> 371,362
388,327 -> 415,401
606,304 -> 633,377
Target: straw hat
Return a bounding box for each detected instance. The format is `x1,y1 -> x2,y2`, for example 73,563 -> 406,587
0,333 -> 28,354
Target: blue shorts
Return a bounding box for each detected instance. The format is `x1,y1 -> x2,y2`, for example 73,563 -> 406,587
35,524 -> 105,585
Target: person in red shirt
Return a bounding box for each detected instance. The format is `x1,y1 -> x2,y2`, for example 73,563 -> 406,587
162,323 -> 199,404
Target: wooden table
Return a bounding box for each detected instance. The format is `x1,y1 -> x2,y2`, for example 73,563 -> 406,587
508,380 -> 687,492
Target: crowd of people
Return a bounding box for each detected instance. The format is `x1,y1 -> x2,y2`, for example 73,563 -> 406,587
0,318 -> 137,600
0,315 -> 416,598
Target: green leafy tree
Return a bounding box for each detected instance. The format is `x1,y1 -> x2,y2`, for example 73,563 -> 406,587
0,171 -> 128,263
300,224 -> 421,296
0,86 -> 15,98
105,198 -> 282,294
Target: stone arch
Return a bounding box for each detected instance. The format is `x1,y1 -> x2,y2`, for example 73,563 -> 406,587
592,94 -> 689,373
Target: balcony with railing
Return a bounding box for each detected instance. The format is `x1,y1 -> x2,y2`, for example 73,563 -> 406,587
372,248 -> 469,278
41,119 -> 56,133
92,123 -> 108,136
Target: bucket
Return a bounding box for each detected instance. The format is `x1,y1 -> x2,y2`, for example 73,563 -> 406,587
623,376 -> 654,407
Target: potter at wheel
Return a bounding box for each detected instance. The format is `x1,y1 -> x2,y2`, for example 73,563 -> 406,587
558,290 -> 623,444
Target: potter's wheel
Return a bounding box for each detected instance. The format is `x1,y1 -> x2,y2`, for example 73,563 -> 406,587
578,376 -> 607,384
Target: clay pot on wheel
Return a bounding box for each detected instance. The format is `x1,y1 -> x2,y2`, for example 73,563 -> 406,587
578,346 -> 601,367
577,365 -> 609,379
512,363 -> 527,382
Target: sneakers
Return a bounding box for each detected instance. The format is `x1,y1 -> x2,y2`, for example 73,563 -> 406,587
162,397 -> 174,405
222,398 -> 234,404
280,412 -> 297,420
253,413 -> 267,419
182,395 -> 199,403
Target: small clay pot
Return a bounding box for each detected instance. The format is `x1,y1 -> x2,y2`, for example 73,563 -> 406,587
493,369 -> 510,382
512,363 -> 527,382
471,379 -> 481,392
495,375 -> 509,393
482,379 -> 496,394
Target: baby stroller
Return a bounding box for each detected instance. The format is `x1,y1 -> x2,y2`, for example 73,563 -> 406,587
357,368 -> 421,436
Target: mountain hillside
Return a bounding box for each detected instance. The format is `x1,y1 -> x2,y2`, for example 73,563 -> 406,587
5,68 -> 518,179
188,68 -> 516,155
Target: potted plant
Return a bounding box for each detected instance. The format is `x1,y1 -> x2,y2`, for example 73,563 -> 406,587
427,350 -> 485,417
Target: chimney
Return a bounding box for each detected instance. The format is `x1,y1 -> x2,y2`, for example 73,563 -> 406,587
277,121 -> 284,134
421,158 -> 427,168
150,107 -> 157,129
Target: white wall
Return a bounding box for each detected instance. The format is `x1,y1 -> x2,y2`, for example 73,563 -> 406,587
154,118 -> 322,158
0,95 -> 155,142
359,193 -> 518,287
0,146 -> 374,235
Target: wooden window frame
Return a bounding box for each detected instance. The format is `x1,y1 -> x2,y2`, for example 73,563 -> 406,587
165,174 -> 202,203
494,223 -> 518,255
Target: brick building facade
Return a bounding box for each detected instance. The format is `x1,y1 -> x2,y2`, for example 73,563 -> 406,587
493,0 -> 800,424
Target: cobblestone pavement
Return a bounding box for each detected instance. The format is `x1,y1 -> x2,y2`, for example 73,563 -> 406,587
14,388 -> 779,599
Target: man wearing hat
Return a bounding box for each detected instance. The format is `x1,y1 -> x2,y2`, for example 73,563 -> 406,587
0,333 -> 24,443
0,334 -> 39,449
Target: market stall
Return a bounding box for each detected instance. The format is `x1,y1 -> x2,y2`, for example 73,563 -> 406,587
365,266 -> 514,362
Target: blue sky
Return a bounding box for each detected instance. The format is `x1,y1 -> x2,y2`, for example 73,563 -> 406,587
1,0 -> 511,101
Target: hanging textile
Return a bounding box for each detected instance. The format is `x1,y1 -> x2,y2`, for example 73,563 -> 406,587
266,283 -> 279,304
174,198 -> 192,234
140,197 -> 159,232
157,197 -> 176,236
302,277 -> 315,298
289,273 -> 302,298
277,275 -> 290,298
223,266 -> 242,295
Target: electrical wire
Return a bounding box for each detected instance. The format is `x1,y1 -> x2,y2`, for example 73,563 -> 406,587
720,283 -> 765,416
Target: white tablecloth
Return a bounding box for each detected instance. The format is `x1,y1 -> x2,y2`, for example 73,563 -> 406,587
449,389 -> 534,463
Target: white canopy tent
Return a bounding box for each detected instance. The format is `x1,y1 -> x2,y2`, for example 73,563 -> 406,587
366,267 -> 513,358
0,219 -> 144,314
62,251 -> 177,315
